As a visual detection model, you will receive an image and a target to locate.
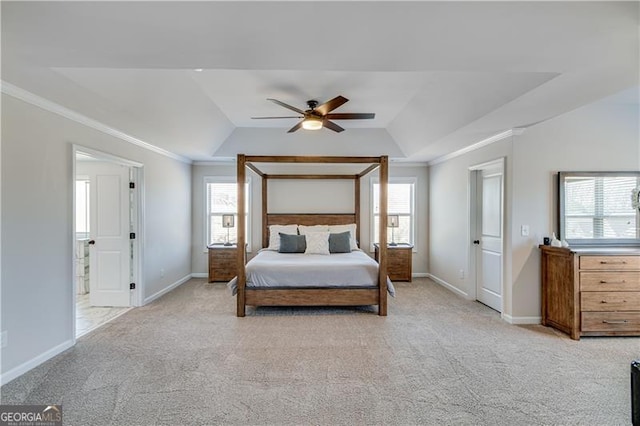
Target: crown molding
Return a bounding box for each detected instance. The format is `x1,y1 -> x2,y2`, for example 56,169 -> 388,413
1,81 -> 192,165
194,158 -> 237,166
389,160 -> 429,168
428,128 -> 525,166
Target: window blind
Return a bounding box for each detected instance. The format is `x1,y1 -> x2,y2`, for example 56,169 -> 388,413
565,176 -> 639,239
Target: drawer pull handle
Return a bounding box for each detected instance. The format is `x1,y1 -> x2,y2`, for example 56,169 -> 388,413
599,280 -> 627,284
599,261 -> 627,264
600,300 -> 607,303
602,320 -> 629,324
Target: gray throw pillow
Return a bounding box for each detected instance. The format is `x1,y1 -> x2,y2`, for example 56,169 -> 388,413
279,233 -> 306,253
329,231 -> 352,253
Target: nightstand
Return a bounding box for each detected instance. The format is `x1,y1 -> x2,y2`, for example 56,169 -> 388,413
374,243 -> 413,282
208,244 -> 238,282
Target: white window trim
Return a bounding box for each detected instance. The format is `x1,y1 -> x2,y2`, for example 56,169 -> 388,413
370,176 -> 417,252
203,176 -> 251,252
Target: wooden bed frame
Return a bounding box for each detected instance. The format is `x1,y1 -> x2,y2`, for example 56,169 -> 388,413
235,155 -> 389,317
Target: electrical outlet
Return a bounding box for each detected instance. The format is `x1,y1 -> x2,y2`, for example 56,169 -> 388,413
521,225 -> 530,237
459,269 -> 465,279
1,331 -> 8,348
160,268 -> 165,278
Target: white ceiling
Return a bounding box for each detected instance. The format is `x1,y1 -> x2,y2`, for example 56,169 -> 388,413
2,1 -> 638,163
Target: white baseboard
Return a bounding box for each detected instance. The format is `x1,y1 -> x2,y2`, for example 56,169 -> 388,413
502,314 -> 542,325
191,273 -> 208,279
1,339 -> 74,386
143,274 -> 191,305
412,273 -> 429,278
427,273 -> 470,299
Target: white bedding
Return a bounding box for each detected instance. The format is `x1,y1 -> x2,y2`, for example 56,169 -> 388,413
227,249 -> 395,296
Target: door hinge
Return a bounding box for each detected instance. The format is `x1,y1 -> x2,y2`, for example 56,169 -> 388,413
130,283 -> 136,290
129,182 -> 135,189
130,232 -> 136,239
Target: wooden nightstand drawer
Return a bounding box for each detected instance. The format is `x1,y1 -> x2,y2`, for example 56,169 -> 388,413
208,245 -> 239,282
374,243 -> 413,282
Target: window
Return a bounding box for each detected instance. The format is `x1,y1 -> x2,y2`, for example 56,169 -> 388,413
561,172 -> 640,243
205,177 -> 250,248
372,178 -> 416,247
75,179 -> 90,239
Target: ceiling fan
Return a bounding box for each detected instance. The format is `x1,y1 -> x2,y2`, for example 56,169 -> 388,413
252,95 -> 375,133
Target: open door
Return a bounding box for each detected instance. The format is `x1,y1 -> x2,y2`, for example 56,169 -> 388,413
88,162 -> 131,307
471,159 -> 504,313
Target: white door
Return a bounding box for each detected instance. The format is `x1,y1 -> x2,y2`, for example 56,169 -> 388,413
89,162 -> 131,307
475,165 -> 503,312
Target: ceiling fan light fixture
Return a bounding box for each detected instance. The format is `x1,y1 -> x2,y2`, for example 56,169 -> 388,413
301,117 -> 323,131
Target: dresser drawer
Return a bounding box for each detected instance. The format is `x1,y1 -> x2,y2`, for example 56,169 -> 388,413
581,312 -> 640,332
581,291 -> 640,312
580,256 -> 640,271
580,272 -> 640,292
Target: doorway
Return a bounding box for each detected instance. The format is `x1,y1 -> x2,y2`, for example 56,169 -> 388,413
73,146 -> 143,338
469,158 -> 505,313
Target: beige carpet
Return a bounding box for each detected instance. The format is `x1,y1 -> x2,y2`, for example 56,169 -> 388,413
2,278 -> 638,425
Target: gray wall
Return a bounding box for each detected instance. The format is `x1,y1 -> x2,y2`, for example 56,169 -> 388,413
429,94 -> 639,321
429,138 -> 514,311
191,163 -> 429,276
1,94 -> 192,380
510,99 -> 639,319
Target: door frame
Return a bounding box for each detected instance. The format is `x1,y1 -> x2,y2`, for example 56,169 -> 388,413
71,145 -> 145,341
468,157 -> 505,313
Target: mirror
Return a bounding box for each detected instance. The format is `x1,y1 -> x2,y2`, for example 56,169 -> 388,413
558,171 -> 640,246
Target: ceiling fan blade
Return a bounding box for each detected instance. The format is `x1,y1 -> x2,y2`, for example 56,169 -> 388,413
267,98 -> 305,115
322,119 -> 345,133
287,121 -> 304,133
326,113 -> 375,120
251,116 -> 302,119
315,96 -> 349,115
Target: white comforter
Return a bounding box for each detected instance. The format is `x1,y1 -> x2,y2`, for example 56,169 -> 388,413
227,249 -> 395,296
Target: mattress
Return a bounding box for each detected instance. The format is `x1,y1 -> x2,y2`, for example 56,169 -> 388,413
227,249 -> 395,296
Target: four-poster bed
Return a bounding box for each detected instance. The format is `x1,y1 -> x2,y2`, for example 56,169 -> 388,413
234,154 -> 390,317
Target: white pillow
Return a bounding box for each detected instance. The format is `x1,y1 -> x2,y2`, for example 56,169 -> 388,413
328,224 -> 358,250
304,232 -> 330,255
268,224 -> 298,250
298,224 -> 329,235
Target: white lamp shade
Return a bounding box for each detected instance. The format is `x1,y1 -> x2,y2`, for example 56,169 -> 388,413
388,215 -> 400,228
222,214 -> 235,228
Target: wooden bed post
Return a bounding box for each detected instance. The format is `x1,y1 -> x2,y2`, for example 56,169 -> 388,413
237,154 -> 247,317
354,176 -> 361,246
378,156 -> 389,316
262,178 -> 268,249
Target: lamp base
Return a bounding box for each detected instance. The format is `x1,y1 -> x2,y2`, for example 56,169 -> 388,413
389,242 -> 398,246
223,242 -> 232,246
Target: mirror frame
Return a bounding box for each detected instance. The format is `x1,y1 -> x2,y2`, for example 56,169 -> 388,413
558,171 -> 640,247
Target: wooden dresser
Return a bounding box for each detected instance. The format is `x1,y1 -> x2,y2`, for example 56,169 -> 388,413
540,245 -> 640,340
374,243 -> 413,282
208,244 -> 238,282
